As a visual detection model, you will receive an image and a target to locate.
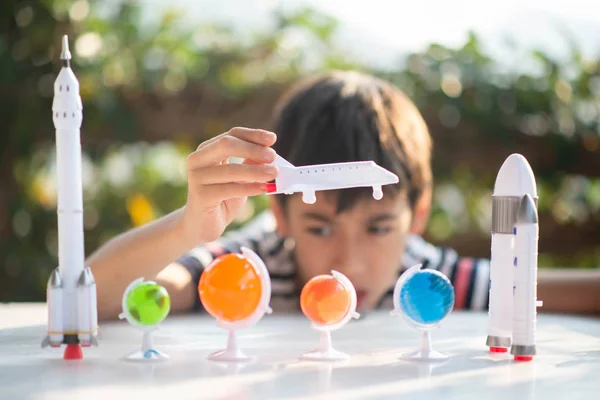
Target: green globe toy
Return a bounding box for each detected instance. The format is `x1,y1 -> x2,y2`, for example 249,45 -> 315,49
119,278 -> 171,362
125,281 -> 170,326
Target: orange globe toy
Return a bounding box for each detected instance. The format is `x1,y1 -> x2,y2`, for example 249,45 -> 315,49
199,253 -> 262,323
198,247 -> 272,362
301,275 -> 351,325
299,270 -> 360,361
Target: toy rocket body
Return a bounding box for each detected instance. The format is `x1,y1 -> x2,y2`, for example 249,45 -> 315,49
511,194 -> 542,361
265,155 -> 398,204
487,154 -> 538,352
42,36 -> 98,353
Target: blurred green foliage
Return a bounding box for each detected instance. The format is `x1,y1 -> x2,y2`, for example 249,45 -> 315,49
1,0 -> 599,301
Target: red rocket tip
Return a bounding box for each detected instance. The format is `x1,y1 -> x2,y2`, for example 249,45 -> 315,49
266,182 -> 277,193
490,347 -> 508,353
64,344 -> 83,360
514,355 -> 533,362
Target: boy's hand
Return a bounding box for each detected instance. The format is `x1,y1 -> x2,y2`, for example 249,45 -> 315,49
180,127 -> 278,245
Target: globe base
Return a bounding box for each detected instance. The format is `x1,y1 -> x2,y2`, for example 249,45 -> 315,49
122,329 -> 168,362
401,348 -> 448,361
124,349 -> 170,363
208,349 -> 255,363
300,348 -> 350,361
401,331 -> 448,362
300,330 -> 350,362
208,330 -> 255,363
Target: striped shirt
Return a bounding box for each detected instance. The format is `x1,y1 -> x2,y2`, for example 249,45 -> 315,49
177,211 -> 490,312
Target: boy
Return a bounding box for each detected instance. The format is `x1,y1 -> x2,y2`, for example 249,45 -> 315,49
87,71 -> 600,320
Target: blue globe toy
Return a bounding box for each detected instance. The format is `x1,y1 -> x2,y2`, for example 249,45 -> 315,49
400,269 -> 454,326
392,264 -> 455,361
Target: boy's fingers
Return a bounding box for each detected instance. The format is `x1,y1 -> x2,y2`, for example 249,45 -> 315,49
242,158 -> 265,165
188,135 -> 276,169
197,127 -> 276,151
191,164 -> 278,185
197,182 -> 268,202
228,127 -> 277,146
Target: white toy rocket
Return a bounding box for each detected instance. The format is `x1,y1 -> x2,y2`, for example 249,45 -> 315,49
265,155 -> 399,204
41,35 -> 98,360
486,153 -> 540,358
510,194 -> 542,361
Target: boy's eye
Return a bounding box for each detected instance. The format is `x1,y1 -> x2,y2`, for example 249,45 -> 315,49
368,225 -> 392,235
306,226 -> 331,236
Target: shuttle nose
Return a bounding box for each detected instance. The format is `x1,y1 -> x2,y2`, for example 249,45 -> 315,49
385,169 -> 399,183
372,163 -> 398,184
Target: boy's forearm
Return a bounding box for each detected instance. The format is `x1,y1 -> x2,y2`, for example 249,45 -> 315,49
86,207 -> 196,320
537,268 -> 600,315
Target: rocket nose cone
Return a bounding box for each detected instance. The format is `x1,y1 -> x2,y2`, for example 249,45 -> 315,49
61,35 -> 71,60
516,194 -> 538,224
48,268 -> 62,288
494,153 -> 537,196
78,267 -> 96,286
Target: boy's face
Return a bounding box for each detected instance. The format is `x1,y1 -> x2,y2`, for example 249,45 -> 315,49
272,191 -> 415,311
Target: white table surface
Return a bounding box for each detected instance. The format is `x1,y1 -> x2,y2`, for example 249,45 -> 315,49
0,303 -> 598,400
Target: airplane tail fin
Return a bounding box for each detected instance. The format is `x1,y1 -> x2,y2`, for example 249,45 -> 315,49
271,154 -> 294,168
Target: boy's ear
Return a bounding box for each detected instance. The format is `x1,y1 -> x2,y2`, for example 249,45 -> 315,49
409,186 -> 431,235
269,196 -> 290,237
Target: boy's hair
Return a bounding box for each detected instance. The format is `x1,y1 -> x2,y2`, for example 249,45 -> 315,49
271,70 -> 432,213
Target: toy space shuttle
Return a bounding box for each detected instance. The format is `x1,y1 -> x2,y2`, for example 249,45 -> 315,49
41,36 -> 98,360
265,155 -> 399,204
487,153 -> 542,361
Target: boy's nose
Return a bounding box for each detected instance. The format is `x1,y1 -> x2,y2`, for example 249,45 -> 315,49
331,242 -> 367,279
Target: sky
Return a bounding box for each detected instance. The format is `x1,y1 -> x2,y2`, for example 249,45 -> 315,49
136,0 -> 600,70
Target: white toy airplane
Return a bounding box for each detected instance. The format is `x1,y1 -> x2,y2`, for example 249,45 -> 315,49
265,154 -> 399,204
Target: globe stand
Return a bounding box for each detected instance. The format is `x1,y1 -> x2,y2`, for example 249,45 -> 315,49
392,265 -> 454,363
123,327 -> 169,362
213,357 -> 256,374
300,330 -> 349,361
201,247 -> 272,364
401,330 -> 448,361
208,330 -> 254,362
299,270 -> 359,362
119,277 -> 171,363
